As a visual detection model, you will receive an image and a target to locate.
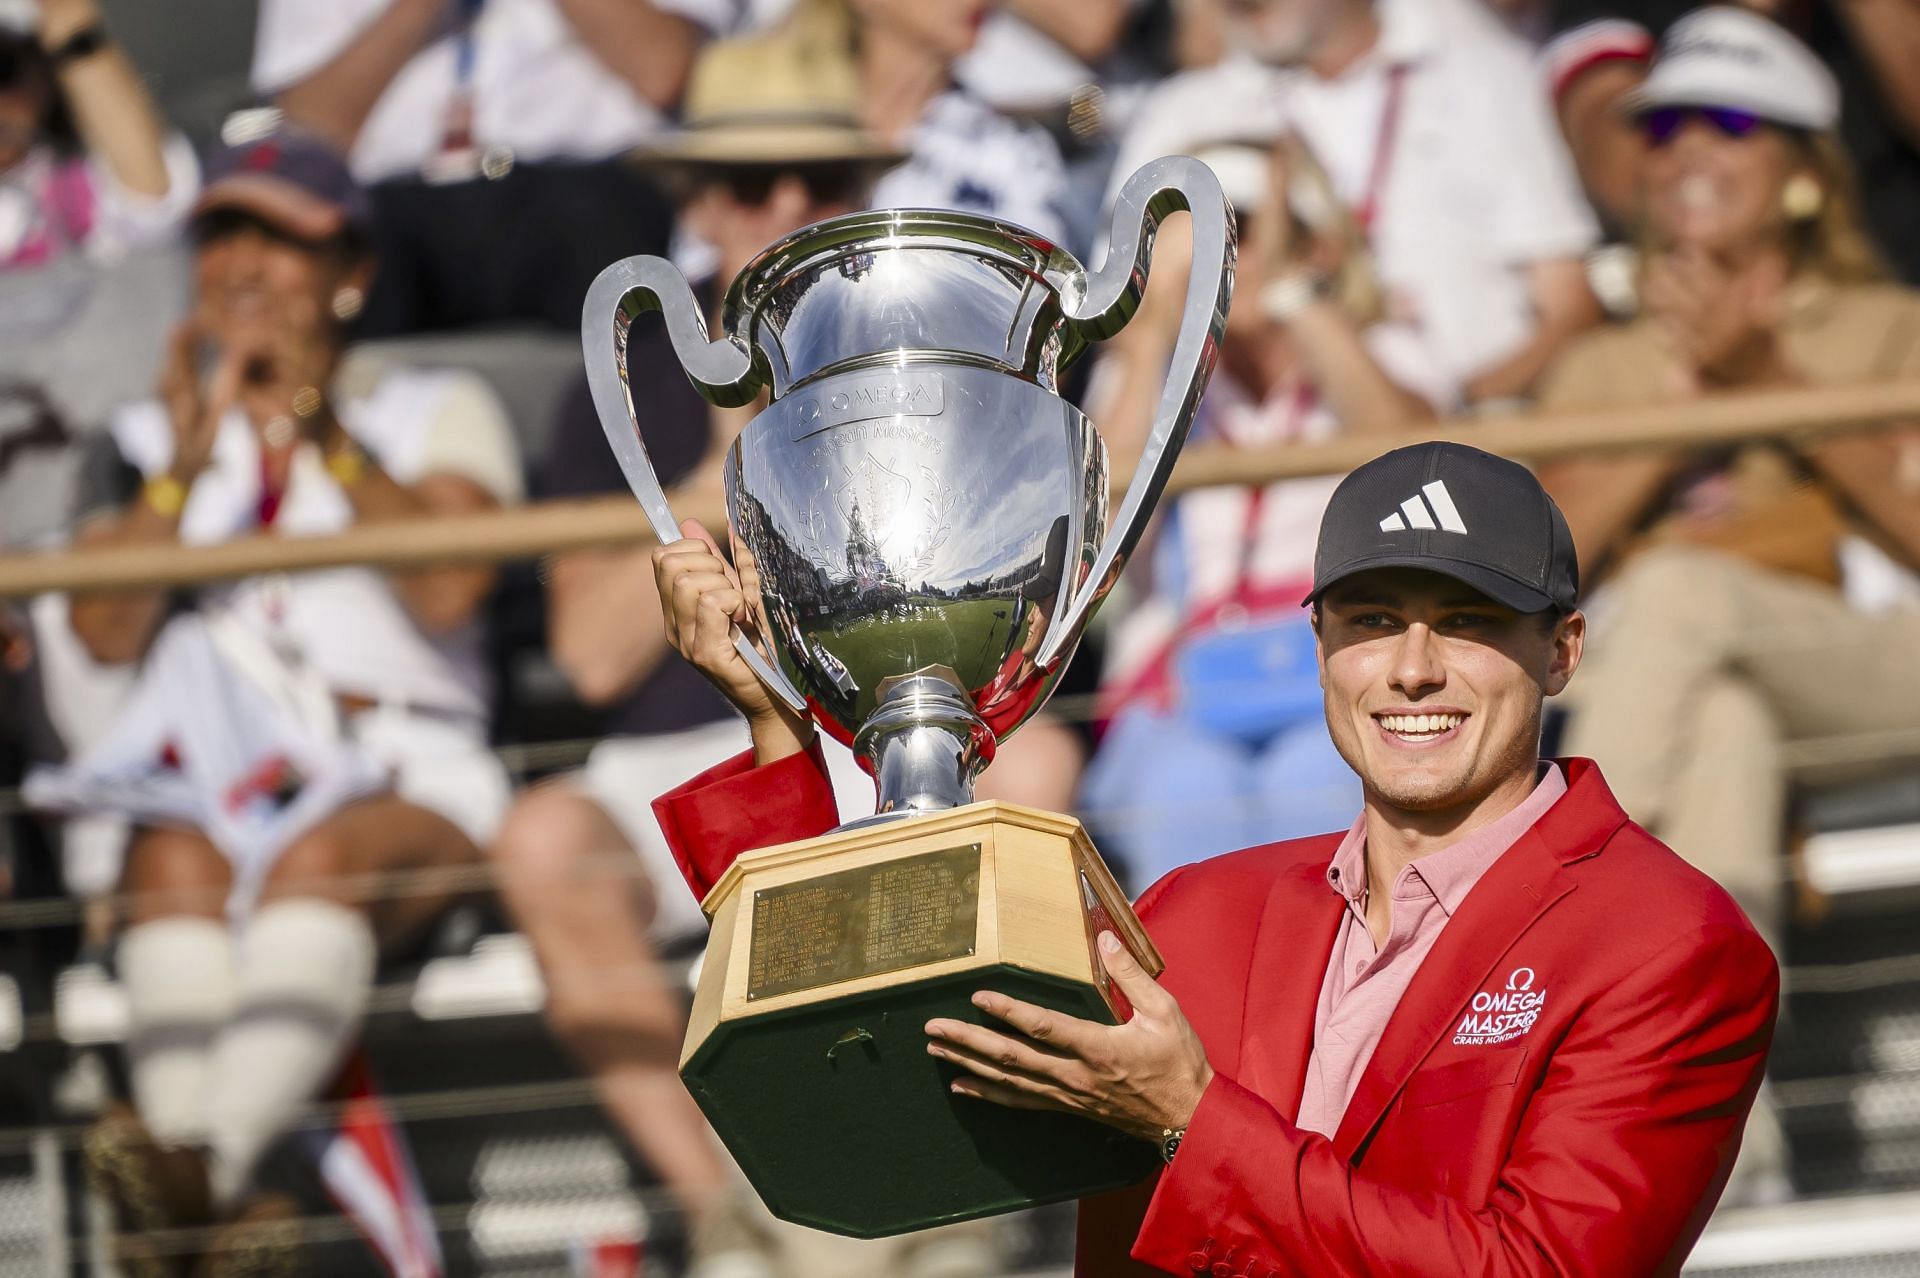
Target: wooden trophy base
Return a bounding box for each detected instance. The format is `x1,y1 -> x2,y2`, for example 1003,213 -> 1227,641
681,801 -> 1165,1238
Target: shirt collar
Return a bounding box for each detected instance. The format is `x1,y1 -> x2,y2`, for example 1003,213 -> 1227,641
1322,763 -> 1569,915
1325,814 -> 1371,905
1376,0 -> 1442,67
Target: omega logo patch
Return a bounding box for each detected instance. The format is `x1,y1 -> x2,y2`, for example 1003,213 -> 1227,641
1453,967 -> 1546,1046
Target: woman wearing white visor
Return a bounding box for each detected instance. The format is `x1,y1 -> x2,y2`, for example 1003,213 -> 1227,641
1078,118 -> 1458,891
1539,5 -> 1920,1202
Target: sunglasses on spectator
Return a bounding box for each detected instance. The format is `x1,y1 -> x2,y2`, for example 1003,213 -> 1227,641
710,163 -> 870,209
1640,106 -> 1766,145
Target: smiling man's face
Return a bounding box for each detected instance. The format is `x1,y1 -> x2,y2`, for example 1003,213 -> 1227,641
1314,567 -> 1584,817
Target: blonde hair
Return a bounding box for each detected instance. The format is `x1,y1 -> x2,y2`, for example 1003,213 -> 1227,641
1268,135 -> 1386,326
1789,132 -> 1886,285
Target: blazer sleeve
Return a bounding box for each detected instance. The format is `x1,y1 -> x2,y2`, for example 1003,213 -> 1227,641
1128,923 -> 1779,1278
1072,865 -> 1194,1278
650,739 -> 842,902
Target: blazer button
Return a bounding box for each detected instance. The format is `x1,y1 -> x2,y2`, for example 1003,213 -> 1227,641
1186,1254 -> 1210,1274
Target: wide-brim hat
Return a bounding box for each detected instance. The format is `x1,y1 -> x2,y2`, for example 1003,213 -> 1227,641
638,113 -> 908,169
631,26 -> 906,174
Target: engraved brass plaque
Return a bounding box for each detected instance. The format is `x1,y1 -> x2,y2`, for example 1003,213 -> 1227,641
747,844 -> 981,1001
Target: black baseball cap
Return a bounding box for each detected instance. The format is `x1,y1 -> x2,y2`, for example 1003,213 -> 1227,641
1304,442 -> 1579,614
193,125 -> 372,246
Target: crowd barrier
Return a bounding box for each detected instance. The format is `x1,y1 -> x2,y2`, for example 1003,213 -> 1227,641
2,379 -> 1917,597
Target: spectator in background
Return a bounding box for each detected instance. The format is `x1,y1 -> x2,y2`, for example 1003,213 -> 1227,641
0,0 -> 196,326
953,0 -> 1136,256
490,27 -> 893,1247
1079,126 -> 1451,888
0,606 -> 45,841
1539,6 -> 1920,946
1544,0 -> 1920,283
804,0 -> 1073,244
0,600 -> 78,1171
1535,8 -> 1920,1197
250,0 -> 741,335
1115,0 -> 1601,405
28,128 -> 522,1260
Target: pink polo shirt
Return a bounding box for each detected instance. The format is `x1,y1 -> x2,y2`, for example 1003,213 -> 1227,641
1294,764 -> 1568,1138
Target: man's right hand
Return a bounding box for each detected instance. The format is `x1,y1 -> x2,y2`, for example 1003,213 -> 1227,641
652,519 -> 815,762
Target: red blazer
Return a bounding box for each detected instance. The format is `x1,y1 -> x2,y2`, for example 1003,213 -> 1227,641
655,749 -> 1778,1278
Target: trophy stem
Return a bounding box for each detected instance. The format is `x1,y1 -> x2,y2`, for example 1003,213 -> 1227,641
850,674 -> 992,821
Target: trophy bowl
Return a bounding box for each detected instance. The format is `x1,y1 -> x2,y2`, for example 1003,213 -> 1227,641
721,209 -> 1112,813
584,157 -> 1235,1236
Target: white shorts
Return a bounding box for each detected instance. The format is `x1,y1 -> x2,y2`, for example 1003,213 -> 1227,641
219,704 -> 510,916
350,703 -> 512,848
27,610 -> 511,917
575,720 -> 877,944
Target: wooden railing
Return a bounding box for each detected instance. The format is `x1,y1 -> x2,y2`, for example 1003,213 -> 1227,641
2,379 -> 1915,598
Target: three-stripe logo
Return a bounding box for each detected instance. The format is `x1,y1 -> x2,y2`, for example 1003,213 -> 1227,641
1379,480 -> 1469,535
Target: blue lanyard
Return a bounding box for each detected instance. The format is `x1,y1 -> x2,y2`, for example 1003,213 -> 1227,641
451,0 -> 485,92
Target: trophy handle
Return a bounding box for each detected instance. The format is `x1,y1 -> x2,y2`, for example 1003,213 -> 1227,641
582,256 -> 809,716
1037,156 -> 1236,670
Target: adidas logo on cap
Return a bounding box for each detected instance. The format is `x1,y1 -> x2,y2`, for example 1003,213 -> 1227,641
1378,480 -> 1468,535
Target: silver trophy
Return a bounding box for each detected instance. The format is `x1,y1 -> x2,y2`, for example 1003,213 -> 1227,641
581,157 -> 1235,1236
584,157 -> 1235,818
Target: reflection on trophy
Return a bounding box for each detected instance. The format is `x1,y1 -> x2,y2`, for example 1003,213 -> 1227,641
583,157 -> 1235,1237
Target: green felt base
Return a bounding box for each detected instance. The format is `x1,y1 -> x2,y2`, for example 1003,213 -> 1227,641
682,964 -> 1160,1238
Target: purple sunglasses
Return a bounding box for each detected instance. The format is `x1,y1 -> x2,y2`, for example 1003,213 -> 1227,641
1642,106 -> 1765,145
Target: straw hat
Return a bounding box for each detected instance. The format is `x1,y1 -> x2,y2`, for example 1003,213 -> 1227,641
634,23 -> 907,172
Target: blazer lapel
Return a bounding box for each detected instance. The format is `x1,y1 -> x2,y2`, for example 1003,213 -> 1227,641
1336,825 -> 1574,1151
1329,761 -> 1628,1160
1236,859 -> 1345,1119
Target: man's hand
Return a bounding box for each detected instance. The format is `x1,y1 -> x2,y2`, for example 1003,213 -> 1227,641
925,932 -> 1214,1143
652,520 -> 814,762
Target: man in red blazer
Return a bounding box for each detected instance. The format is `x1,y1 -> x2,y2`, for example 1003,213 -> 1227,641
647,443 -> 1778,1277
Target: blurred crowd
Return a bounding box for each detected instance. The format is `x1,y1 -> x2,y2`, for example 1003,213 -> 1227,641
1,0 -> 1919,1273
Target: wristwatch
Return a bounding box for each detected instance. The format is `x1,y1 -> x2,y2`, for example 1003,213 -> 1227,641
1160,1125 -> 1186,1165
47,23 -> 111,67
